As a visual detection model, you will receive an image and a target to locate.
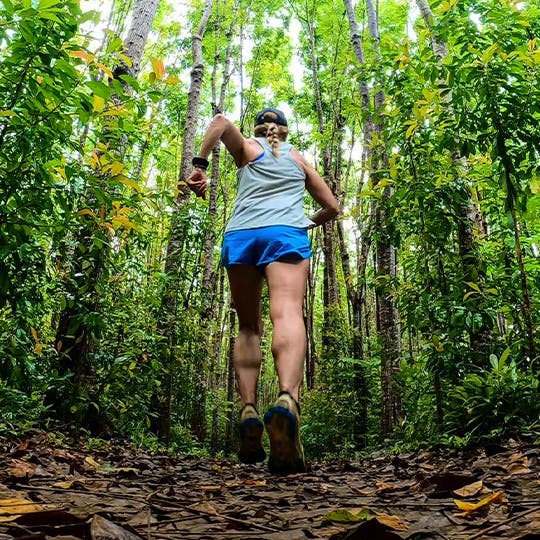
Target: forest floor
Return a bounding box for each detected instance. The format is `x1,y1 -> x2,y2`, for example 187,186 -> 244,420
0,433 -> 538,540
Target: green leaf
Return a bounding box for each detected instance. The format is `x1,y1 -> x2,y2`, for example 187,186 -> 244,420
38,0 -> 60,8
38,11 -> 61,22
86,80 -> 112,100
324,508 -> 372,523
465,282 -> 481,293
1,0 -> 14,14
499,347 -> 510,367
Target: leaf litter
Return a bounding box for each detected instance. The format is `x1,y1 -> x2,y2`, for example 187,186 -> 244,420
0,434 -> 538,539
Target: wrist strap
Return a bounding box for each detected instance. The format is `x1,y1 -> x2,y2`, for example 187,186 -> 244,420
192,156 -> 209,170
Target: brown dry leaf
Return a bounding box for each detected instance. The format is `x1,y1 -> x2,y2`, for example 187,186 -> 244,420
373,511 -> 409,531
0,498 -> 42,522
7,459 -> 35,477
189,502 -> 219,515
245,479 -> 267,486
199,485 -> 222,492
90,514 -> 142,539
319,525 -> 347,538
454,491 -> 505,516
111,467 -> 139,475
351,487 -> 375,496
508,462 -> 532,475
225,481 -> 241,488
453,480 -> 484,498
418,462 -> 437,470
509,452 -> 525,463
53,478 -> 88,489
375,481 -> 407,493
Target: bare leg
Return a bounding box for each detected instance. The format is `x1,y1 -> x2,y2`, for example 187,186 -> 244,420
265,259 -> 310,402
227,265 -> 264,406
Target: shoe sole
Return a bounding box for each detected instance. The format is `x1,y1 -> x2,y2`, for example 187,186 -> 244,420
264,406 -> 305,475
238,418 -> 266,464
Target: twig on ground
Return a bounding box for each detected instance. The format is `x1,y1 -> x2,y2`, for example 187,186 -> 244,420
468,506 -> 540,540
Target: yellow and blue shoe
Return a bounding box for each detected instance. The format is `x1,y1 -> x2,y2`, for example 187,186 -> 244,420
238,403 -> 266,464
264,392 -> 305,475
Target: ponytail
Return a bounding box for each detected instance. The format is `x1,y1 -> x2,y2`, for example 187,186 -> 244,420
266,122 -> 280,157
253,122 -> 289,156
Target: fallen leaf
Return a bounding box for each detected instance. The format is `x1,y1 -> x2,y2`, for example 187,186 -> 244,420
351,487 -> 375,496
328,517 -> 404,539
111,467 -> 140,477
0,498 -> 42,522
90,514 -> 142,539
85,456 -> 103,470
325,508 -> 372,523
245,479 -> 267,486
52,479 -> 88,489
508,462 -> 532,475
199,484 -> 222,492
189,502 -> 218,515
225,480 -> 241,488
7,459 -> 35,477
510,452 -> 525,463
373,512 -> 409,531
454,491 -> 505,516
0,498 -> 42,515
375,481 -> 406,493
453,480 -> 484,498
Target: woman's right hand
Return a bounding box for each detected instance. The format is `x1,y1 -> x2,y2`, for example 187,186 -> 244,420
186,168 -> 207,199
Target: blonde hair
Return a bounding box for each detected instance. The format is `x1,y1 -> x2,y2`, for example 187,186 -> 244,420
253,122 -> 289,157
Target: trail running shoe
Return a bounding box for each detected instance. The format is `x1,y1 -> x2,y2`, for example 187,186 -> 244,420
238,403 -> 266,464
264,392 -> 305,475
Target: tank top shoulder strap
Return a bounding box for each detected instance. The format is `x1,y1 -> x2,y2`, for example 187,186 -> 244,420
253,137 -> 293,157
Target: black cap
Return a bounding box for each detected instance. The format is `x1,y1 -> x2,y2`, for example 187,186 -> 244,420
254,107 -> 288,127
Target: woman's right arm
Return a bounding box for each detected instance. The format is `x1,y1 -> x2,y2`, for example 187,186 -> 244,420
290,148 -> 340,226
187,114 -> 260,198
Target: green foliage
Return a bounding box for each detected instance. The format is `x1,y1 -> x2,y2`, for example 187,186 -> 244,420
444,350 -> 540,441
0,383 -> 46,435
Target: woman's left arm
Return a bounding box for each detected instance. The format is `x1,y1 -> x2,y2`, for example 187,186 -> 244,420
187,114 -> 260,199
290,148 -> 340,226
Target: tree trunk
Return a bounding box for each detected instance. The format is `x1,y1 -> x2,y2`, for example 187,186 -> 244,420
190,0 -> 239,442
153,0 -> 213,442
343,0 -> 402,437
303,9 -> 340,360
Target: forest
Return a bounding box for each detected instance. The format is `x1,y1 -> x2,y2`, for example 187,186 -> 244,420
1,0 -> 539,463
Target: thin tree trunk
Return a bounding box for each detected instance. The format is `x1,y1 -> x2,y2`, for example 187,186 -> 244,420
154,0 -> 214,442
303,6 -> 340,360
191,0 -> 239,442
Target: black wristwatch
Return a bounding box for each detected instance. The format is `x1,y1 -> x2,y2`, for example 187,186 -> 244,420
192,156 -> 209,170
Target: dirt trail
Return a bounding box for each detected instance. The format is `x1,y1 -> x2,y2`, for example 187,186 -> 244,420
0,435 -> 538,539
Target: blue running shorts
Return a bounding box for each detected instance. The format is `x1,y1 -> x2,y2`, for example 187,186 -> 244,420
221,225 -> 312,269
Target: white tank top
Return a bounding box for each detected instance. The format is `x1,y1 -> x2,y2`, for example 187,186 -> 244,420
225,137 -> 312,232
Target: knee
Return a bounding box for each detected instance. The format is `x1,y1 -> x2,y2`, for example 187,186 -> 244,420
238,322 -> 262,339
270,303 -> 302,326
